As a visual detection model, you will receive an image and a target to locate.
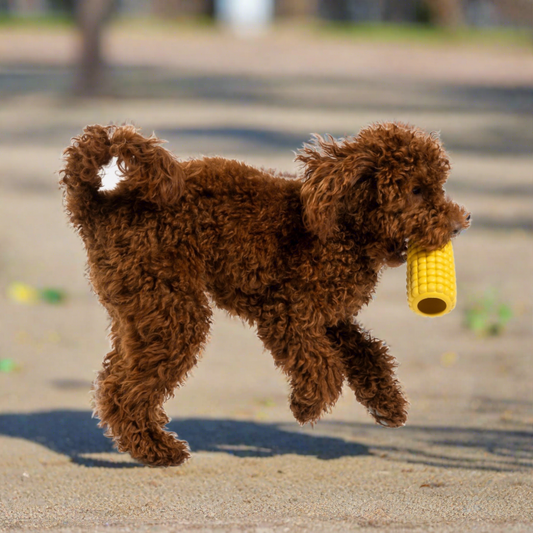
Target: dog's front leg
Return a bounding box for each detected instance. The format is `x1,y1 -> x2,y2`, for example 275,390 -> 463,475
327,321 -> 408,427
257,311 -> 345,425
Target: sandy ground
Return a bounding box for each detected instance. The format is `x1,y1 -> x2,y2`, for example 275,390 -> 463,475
0,25 -> 532,532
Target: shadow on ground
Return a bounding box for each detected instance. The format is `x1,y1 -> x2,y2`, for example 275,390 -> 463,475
2,66 -> 532,113
0,410 -> 532,471
1,67 -> 532,156
0,410 -> 367,468
314,420 -> 533,473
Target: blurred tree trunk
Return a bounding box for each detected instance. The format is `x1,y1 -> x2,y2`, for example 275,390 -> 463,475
75,0 -> 114,96
425,0 -> 465,27
276,0 -> 319,18
496,0 -> 533,27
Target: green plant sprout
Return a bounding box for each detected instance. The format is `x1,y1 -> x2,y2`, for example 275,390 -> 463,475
464,289 -> 513,336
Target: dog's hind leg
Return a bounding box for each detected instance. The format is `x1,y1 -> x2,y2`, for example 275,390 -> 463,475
257,307 -> 345,425
93,277 -> 212,467
327,321 -> 408,428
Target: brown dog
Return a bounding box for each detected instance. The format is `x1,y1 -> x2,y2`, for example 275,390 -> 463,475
60,122 -> 470,466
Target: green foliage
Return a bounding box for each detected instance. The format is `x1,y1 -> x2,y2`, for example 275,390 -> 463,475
317,22 -> 533,49
40,288 -> 66,304
0,13 -> 75,27
47,0 -> 77,16
0,359 -> 16,373
464,290 -> 514,336
414,2 -> 433,25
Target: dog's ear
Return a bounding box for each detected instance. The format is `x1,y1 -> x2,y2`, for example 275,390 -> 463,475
296,135 -> 373,242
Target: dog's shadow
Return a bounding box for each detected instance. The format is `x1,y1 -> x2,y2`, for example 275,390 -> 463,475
0,410 -> 368,468
3,410 -> 531,471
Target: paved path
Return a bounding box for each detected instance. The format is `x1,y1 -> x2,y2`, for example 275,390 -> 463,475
0,25 -> 532,532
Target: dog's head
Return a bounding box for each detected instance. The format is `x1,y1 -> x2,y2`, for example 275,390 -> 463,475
296,122 -> 470,263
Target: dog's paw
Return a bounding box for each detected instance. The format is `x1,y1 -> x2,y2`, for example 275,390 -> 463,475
367,406 -> 407,428
126,430 -> 191,467
290,397 -> 328,425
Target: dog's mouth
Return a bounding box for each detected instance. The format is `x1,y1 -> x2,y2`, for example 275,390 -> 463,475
384,239 -> 409,267
407,231 -> 455,254
400,239 -> 409,260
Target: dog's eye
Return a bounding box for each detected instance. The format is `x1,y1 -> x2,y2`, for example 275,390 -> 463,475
412,186 -> 422,195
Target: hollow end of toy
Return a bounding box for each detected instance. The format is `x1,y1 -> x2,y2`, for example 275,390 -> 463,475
409,293 -> 455,317
418,297 -> 447,315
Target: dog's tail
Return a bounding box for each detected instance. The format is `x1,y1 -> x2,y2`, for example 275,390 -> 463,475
60,124 -> 185,235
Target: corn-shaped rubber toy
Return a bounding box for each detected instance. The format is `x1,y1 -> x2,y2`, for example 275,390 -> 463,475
407,241 -> 456,317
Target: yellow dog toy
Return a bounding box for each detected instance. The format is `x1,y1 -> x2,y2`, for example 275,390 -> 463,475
407,241 -> 456,317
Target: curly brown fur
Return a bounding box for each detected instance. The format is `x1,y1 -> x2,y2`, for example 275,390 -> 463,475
60,122 -> 470,466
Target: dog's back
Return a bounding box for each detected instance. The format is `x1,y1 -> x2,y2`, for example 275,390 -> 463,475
60,125 -> 311,309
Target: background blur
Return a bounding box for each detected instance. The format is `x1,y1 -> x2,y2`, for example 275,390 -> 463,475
0,1 -> 532,529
